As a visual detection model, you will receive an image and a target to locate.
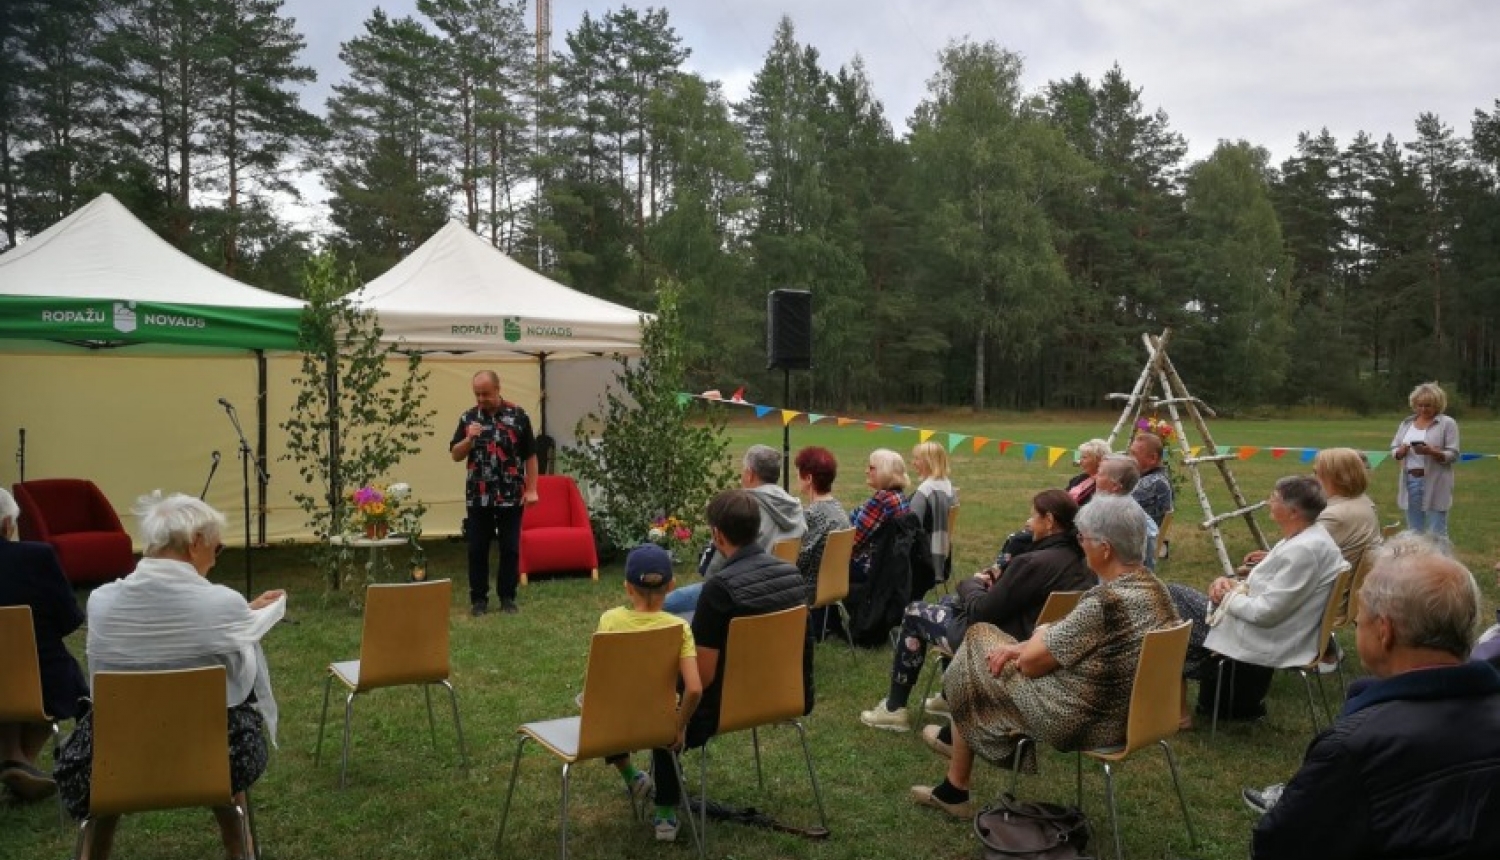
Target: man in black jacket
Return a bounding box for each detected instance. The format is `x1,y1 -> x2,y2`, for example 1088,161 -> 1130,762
1253,534 -> 1500,859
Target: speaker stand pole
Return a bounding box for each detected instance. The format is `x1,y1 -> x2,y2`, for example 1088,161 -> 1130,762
782,367 -> 791,491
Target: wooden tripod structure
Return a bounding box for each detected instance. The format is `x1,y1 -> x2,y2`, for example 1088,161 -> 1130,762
1106,329 -> 1269,579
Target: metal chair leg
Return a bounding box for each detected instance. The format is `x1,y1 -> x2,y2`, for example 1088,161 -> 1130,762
338,691 -> 357,790
558,762 -> 572,860
72,817 -> 90,860
243,787 -> 261,860
790,720 -> 828,830
1160,740 -> 1197,848
751,728 -> 764,790
493,736 -> 529,856
423,684 -> 439,751
313,672 -> 333,765
670,751 -> 706,859
1010,736 -> 1032,795
50,722 -> 66,829
441,680 -> 468,771
698,743 -> 711,855
1101,761 -> 1123,860
231,804 -> 253,860
837,602 -> 855,653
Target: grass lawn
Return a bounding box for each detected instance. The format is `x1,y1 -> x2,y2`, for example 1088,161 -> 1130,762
5,412 -> 1498,860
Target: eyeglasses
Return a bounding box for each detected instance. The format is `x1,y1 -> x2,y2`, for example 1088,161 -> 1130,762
214,543 -> 226,558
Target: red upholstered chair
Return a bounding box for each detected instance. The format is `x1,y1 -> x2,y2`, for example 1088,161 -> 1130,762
12,479 -> 135,586
518,475 -> 598,585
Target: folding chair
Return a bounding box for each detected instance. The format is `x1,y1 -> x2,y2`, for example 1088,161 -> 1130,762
771,537 -> 801,564
936,506 -> 961,594
1156,511 -> 1174,560
495,625 -> 702,859
0,606 -> 66,825
810,529 -> 856,651
915,590 -> 1084,724
697,606 -> 825,852
314,580 -> 467,789
1211,565 -> 1354,739
75,667 -> 259,860
1334,551 -> 1375,631
1011,622 -> 1196,860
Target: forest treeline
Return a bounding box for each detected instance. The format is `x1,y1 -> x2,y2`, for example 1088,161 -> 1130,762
4,1 -> 1499,412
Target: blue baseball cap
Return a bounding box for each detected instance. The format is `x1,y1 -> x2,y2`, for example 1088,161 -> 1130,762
625,544 -> 675,588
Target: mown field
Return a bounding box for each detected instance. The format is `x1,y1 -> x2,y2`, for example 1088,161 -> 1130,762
4,411 -> 1497,860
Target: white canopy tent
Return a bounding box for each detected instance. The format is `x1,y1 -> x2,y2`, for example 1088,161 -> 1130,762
352,220 -> 646,448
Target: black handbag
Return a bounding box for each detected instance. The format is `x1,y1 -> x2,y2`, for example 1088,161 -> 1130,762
974,793 -> 1093,860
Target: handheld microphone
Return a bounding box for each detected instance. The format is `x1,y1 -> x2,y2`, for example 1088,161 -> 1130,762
218,397 -> 234,409
212,450 -> 222,464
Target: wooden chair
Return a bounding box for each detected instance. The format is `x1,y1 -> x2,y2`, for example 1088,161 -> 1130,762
1211,565 -> 1354,739
915,590 -> 1084,723
936,506 -> 961,594
495,626 -> 702,859
809,529 -> 856,651
0,606 -> 66,824
1332,551 -> 1374,630
696,606 -> 825,851
314,580 -> 467,789
74,667 -> 259,860
771,536 -> 801,564
1009,622 -> 1195,860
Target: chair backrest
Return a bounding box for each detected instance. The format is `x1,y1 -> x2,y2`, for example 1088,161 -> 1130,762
357,579 -> 452,690
772,537 -> 801,564
1309,565 -> 1354,667
1119,621 -> 1192,755
1156,511 -> 1174,559
0,606 -> 51,722
14,479 -> 125,540
1333,551 -> 1374,629
575,625 -> 683,760
947,505 -> 960,543
717,605 -> 809,735
811,529 -> 855,609
1036,590 -> 1084,626
1381,521 -> 1402,540
90,667 -> 233,816
523,475 -> 587,530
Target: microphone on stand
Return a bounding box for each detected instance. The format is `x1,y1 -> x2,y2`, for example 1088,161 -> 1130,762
218,397 -> 234,410
16,428 -> 24,483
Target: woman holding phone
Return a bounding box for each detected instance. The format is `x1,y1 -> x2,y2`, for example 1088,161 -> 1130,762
1391,382 -> 1460,538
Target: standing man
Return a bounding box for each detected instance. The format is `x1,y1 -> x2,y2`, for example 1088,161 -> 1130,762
1251,534 -> 1500,859
1129,432 -> 1172,527
450,370 -> 538,616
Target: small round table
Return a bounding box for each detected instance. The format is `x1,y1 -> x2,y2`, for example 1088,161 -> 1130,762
329,534 -> 415,585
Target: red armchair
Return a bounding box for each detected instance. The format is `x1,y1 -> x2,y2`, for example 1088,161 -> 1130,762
518,475 -> 598,585
12,479 -> 135,586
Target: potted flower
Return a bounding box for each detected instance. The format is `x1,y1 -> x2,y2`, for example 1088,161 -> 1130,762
348,481 -> 419,540
647,515 -> 696,563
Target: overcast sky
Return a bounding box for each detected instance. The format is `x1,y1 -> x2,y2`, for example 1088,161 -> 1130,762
278,0 -> 1498,222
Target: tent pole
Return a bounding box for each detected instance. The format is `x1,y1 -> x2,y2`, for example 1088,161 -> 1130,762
256,350 -> 268,546
537,353 -> 549,438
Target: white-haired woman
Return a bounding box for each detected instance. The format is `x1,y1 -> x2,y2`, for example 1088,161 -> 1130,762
57,492 -> 287,860
1391,382 -> 1459,538
910,496 -> 1178,818
850,449 -> 911,581
1066,438 -> 1110,507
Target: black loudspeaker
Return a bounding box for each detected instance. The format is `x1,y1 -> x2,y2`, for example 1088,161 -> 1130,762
767,289 -> 812,370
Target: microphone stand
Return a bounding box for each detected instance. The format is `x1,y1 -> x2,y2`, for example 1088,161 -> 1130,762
200,451 -> 222,501
220,401 -> 269,596
15,428 -> 24,484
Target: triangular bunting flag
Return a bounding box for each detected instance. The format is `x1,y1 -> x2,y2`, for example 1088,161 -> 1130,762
781,409 -> 800,426
1366,452 -> 1389,468
1190,446 -> 1202,459
675,393 -> 690,408
972,436 -> 990,453
730,386 -> 746,402
864,421 -> 881,431
1023,443 -> 1039,462
919,429 -> 935,443
1299,450 -> 1316,463
999,441 -> 1013,455
807,413 -> 826,424
947,434 -> 969,453
837,417 -> 857,427
1461,452 -> 1485,462
890,425 -> 909,433
753,405 -> 773,419
1271,448 -> 1287,459
1046,447 -> 1067,467
1237,446 -> 1259,460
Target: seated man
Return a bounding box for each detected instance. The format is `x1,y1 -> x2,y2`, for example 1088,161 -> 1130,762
665,445 -> 807,614
1129,432 -> 1172,527
649,490 -> 813,816
1252,534 -> 1500,859
1096,455 -> 1158,570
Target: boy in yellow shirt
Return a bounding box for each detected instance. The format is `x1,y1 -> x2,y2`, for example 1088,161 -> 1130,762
599,544 -> 703,842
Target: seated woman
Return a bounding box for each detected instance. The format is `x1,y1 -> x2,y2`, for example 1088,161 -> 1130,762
849,449 -> 910,582
793,445 -> 844,601
0,488 -> 88,803
1238,447 -> 1379,572
908,441 -> 958,584
909,495 -> 1179,817
58,492 -> 288,860
1065,438 -> 1110,507
859,490 -> 1095,732
1170,475 -> 1347,724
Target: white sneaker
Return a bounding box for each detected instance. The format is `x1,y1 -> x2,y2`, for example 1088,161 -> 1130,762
1317,637 -> 1343,675
1242,783 -> 1284,814
923,694 -> 951,717
628,771 -> 653,803
859,700 -> 910,732
653,814 -> 679,842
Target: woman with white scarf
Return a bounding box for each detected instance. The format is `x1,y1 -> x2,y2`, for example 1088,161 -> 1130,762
57,492 -> 287,860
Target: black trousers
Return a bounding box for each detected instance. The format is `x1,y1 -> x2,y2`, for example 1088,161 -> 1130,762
1197,657 -> 1275,720
466,504 -> 523,605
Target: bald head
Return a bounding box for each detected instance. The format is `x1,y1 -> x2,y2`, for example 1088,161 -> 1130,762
1360,533 -> 1481,663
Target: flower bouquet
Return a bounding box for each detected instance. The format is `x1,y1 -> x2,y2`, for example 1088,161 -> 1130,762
646,515 -> 695,563
347,481 -> 417,539
1135,416 -> 1177,445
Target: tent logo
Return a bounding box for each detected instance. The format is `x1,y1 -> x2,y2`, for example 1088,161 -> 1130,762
503,316 -> 522,343
113,301 -> 137,334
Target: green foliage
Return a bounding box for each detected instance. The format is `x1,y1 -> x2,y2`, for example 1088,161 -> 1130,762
562,280 -> 735,554
280,254 -> 435,592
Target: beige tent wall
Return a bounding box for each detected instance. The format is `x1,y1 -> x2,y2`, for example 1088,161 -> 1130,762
1,349 -> 541,546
